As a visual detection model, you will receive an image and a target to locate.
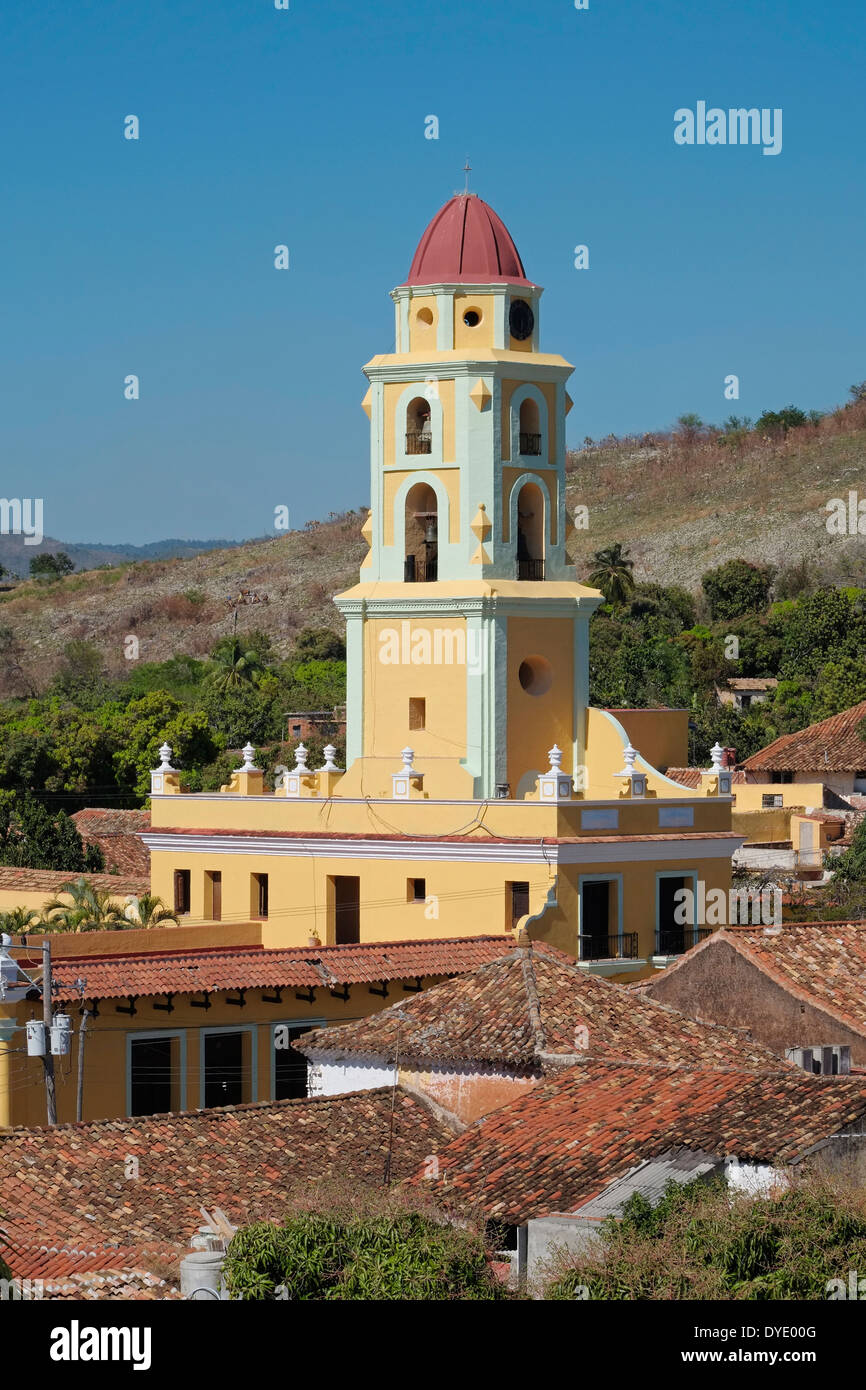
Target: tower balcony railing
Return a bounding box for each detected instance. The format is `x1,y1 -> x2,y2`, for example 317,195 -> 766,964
519,432 -> 542,456
654,927 -> 713,957
404,555 -> 438,582
517,558 -> 545,581
406,431 -> 432,455
577,932 -> 639,963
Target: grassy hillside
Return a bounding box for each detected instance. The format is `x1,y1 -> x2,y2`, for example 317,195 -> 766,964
0,512 -> 365,690
3,398 -> 865,688
565,403 -> 866,590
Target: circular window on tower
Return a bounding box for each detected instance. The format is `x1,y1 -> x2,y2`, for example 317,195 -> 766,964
509,299 -> 535,341
463,308 -> 482,327
518,655 -> 553,696
416,306 -> 434,325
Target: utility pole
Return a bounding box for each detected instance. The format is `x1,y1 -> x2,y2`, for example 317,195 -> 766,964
75,975 -> 88,1123
42,940 -> 56,1126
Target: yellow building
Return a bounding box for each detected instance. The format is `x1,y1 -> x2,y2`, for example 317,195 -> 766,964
0,192 -> 745,1129
141,192 -> 740,977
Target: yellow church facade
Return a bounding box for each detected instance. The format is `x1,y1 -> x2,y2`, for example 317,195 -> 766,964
142,191 -> 740,979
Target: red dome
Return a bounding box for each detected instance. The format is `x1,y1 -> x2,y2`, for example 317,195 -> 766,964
404,194 -> 534,287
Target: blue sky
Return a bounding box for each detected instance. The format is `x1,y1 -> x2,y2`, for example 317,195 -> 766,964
2,0 -> 864,544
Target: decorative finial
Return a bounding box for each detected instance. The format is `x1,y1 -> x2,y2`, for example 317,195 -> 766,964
548,744 -> 563,771
463,157 -> 471,194
319,745 -> 340,772
623,742 -> 637,774
710,741 -> 724,772
400,746 -> 416,773
157,742 -> 175,771
294,742 -> 309,772
240,742 -> 258,772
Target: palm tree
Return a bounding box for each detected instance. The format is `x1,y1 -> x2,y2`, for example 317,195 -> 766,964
587,543 -> 635,606
42,877 -> 128,933
123,893 -> 177,928
210,638 -> 266,692
0,906 -> 44,936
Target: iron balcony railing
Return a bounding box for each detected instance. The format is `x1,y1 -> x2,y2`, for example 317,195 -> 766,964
519,432 -> 542,456
406,431 -> 432,455
578,932 -> 639,963
517,558 -> 545,581
655,927 -> 713,957
404,555 -> 437,582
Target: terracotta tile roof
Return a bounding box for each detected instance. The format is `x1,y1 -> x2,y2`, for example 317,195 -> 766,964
724,678 -> 779,692
665,768 -> 746,789
0,1087 -> 457,1296
71,809 -> 151,877
47,934 -> 518,1004
657,921 -> 866,1040
422,1061 -> 866,1223
0,866 -> 149,898
742,700 -> 866,773
1,1240 -> 180,1299
296,946 -> 786,1072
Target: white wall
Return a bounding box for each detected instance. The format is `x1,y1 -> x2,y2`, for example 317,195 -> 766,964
307,1054 -> 396,1097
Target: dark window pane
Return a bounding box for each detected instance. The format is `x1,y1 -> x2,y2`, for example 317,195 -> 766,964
130,1037 -> 173,1117
204,1031 -> 244,1108
274,1025 -> 310,1100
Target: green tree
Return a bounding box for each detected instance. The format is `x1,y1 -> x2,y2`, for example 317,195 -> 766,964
209,637 -> 268,691
0,905 -> 44,936
48,640 -> 113,709
811,657 -> 866,720
197,682 -> 280,747
675,413 -> 704,441
284,659 -> 347,711
29,552 -> 74,580
292,627 -> 346,662
124,893 -> 177,928
0,792 -> 103,872
112,692 -> 219,798
587,543 -> 635,606
43,877 -> 128,932
755,405 -> 808,437
773,588 -> 866,680
701,559 -> 774,622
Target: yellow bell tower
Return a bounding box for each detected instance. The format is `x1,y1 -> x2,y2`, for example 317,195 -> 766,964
335,192 -> 603,801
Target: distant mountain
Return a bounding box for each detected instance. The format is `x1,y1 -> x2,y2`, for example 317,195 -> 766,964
0,533 -> 253,577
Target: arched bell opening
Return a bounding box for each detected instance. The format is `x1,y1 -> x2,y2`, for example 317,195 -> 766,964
404,482 -> 438,582
405,397 -> 432,455
515,481 -> 545,581
518,398 -> 541,457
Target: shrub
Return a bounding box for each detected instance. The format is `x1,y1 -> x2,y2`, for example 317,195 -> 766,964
223,1192 -> 508,1301
545,1176 -> 866,1301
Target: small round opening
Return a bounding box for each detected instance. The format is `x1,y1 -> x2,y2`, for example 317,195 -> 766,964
416,307 -> 434,326
463,309 -> 481,327
518,655 -> 553,696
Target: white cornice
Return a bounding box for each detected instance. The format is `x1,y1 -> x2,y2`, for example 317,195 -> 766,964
142,832 -> 743,865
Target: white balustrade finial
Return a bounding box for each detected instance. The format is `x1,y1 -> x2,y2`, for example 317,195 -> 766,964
320,744 -> 340,772
401,747 -> 416,773
710,741 -> 725,772
240,742 -> 258,771
294,742 -> 309,771
548,744 -> 563,771
614,742 -> 639,779
157,742 -> 175,771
